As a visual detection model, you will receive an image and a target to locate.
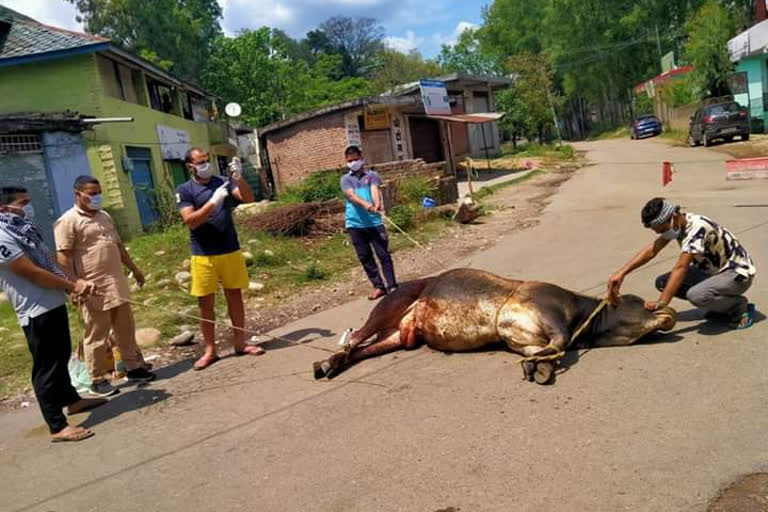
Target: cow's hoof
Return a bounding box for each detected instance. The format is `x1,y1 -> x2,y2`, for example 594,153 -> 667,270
522,361 -> 536,381
313,361 -> 326,380
533,362 -> 554,385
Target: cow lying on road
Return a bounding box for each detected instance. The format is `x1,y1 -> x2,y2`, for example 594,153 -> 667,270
313,268 -> 677,384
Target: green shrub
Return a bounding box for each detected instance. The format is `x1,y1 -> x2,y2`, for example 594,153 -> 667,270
299,261 -> 326,282
387,204 -> 414,231
555,144 -> 574,159
633,93 -> 654,116
661,76 -> 695,108
397,177 -> 431,205
254,250 -> 279,266
281,169 -> 343,204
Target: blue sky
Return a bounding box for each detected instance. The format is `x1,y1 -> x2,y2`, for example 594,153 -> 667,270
1,0 -> 486,57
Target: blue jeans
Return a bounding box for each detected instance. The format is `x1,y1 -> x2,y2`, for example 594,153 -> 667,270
348,226 -> 397,291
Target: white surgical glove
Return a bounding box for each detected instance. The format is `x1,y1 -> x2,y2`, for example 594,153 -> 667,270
228,157 -> 242,181
208,183 -> 229,206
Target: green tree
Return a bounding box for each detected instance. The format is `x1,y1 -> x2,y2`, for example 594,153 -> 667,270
437,29 -> 501,75
684,0 -> 738,99
202,28 -> 297,127
479,0 -> 544,56
202,29 -> 372,127
319,16 -> 385,76
66,0 -> 222,79
503,54 -> 557,143
370,49 -> 443,94
297,54 -> 373,110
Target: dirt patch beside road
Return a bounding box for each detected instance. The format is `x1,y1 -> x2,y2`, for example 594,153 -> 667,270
708,134 -> 768,159
708,473 -> 768,512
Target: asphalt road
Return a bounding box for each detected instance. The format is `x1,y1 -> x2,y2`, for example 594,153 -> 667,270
2,138 -> 767,512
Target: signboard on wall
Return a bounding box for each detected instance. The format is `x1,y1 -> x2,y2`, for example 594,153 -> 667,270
419,79 -> 451,115
156,124 -> 190,160
345,112 -> 362,149
729,71 -> 748,95
661,51 -> 676,73
364,109 -> 390,130
390,115 -> 406,160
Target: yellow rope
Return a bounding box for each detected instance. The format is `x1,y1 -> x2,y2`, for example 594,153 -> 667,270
515,298 -> 609,367
89,291 -> 335,353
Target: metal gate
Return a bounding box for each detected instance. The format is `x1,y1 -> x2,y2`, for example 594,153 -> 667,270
0,134 -> 57,247
126,146 -> 159,228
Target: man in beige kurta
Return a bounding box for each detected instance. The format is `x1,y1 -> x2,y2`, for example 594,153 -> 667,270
54,176 -> 155,397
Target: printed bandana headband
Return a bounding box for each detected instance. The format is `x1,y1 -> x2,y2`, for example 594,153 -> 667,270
645,199 -> 678,227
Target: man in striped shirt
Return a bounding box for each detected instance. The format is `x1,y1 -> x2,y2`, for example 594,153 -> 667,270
608,198 -> 756,329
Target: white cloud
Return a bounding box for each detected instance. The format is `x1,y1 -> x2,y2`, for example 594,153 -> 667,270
432,20 -> 478,48
221,0 -> 298,35
1,0 -> 83,31
384,30 -> 424,53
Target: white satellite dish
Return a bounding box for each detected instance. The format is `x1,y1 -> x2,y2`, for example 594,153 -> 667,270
225,102 -> 242,117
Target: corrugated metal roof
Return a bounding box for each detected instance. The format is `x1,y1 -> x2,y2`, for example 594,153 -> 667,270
425,112 -> 505,124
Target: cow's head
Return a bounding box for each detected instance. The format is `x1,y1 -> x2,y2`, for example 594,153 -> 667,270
590,294 -> 676,347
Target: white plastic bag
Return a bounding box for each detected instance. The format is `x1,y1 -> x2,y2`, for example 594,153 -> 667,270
68,355 -> 91,393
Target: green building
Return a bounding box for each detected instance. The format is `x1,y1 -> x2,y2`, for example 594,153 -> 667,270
729,19 -> 768,132
0,6 -> 238,236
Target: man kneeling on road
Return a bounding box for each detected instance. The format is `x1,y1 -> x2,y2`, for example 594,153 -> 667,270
0,186 -> 105,442
177,148 -> 265,371
608,197 -> 756,329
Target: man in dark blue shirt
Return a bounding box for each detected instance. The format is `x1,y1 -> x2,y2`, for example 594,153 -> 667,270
176,147 -> 265,370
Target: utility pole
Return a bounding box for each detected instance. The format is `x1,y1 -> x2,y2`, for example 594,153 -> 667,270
655,25 -> 662,69
547,89 -> 563,146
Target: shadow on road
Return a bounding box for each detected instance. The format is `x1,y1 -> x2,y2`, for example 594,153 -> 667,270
259,327 -> 336,350
457,168 -> 529,184
152,358 -> 194,381
557,331 -> 685,380
78,387 -> 172,429
669,307 -> 765,337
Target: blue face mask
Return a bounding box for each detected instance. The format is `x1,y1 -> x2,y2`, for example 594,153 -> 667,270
87,194 -> 103,211
22,203 -> 35,221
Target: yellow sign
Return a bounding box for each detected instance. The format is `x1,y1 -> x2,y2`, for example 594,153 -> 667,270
364,109 -> 390,130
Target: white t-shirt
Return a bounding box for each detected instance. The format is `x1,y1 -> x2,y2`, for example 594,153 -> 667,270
677,213 -> 756,279
0,228 -> 67,327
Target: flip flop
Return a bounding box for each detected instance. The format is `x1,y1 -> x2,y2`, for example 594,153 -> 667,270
368,288 -> 387,300
51,426 -> 94,443
193,354 -> 220,371
732,303 -> 755,330
67,397 -> 108,415
235,345 -> 266,356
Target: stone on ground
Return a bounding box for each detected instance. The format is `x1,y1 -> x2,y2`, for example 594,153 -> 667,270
135,327 -> 162,347
169,331 -> 195,347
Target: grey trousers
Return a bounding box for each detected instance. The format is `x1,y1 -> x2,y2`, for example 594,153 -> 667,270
655,267 -> 753,315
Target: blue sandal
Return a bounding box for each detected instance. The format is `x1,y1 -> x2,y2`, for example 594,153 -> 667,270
733,303 -> 755,330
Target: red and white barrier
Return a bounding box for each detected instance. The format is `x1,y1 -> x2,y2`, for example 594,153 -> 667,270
726,157 -> 768,180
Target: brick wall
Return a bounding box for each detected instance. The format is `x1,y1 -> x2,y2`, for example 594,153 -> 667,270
264,111 -> 348,189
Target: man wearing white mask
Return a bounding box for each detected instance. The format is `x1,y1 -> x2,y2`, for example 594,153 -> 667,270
608,197 -> 756,329
0,185 -> 105,442
341,145 -> 397,300
177,147 -> 263,371
55,176 -> 154,397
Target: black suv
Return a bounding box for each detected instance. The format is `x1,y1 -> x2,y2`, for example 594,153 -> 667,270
688,101 -> 749,147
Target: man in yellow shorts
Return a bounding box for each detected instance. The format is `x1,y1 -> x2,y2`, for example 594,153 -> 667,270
176,147 -> 265,370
